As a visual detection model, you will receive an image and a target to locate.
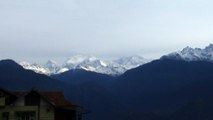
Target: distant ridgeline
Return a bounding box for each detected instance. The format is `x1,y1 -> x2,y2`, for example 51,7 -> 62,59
1,44 -> 213,120
19,55 -> 150,75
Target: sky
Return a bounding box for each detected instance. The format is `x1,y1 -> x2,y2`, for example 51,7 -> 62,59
0,0 -> 213,63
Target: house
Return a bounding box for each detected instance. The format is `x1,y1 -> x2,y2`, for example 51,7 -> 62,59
0,88 -> 83,120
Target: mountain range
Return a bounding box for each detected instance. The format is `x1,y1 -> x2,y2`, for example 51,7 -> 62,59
163,44 -> 213,61
0,59 -> 121,120
19,44 -> 213,76
1,44 -> 213,120
19,55 -> 150,75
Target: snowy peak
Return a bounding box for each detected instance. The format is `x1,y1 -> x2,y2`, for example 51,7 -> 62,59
79,59 -> 107,68
20,61 -> 50,74
19,61 -> 68,75
66,55 -> 88,64
115,56 -> 149,69
80,66 -> 96,71
19,55 -> 151,75
44,60 -> 61,74
205,44 -> 213,52
65,55 -> 98,69
64,55 -> 150,75
45,60 -> 59,68
65,55 -> 108,70
163,44 -> 213,62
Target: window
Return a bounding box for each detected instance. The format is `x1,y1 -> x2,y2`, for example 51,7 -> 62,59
0,97 -> 5,106
15,111 -> 36,120
2,112 -> 9,120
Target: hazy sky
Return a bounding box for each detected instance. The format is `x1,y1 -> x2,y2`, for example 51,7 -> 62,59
0,0 -> 213,63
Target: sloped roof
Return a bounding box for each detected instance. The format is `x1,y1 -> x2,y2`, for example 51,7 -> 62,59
12,90 -> 80,107
0,88 -> 18,104
41,91 -> 76,106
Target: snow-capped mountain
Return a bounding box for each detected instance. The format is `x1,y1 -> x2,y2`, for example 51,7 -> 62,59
114,56 -> 150,69
65,55 -> 89,69
19,44 -> 213,75
20,61 -> 50,75
64,55 -> 126,75
20,61 -> 68,75
44,60 -> 66,74
65,55 -> 107,69
162,44 -> 213,62
19,55 -> 151,75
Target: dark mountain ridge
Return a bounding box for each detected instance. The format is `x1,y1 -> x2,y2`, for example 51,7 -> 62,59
114,58 -> 213,114
0,59 -> 71,91
0,59 -> 121,120
1,58 -> 213,120
51,69 -> 117,88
